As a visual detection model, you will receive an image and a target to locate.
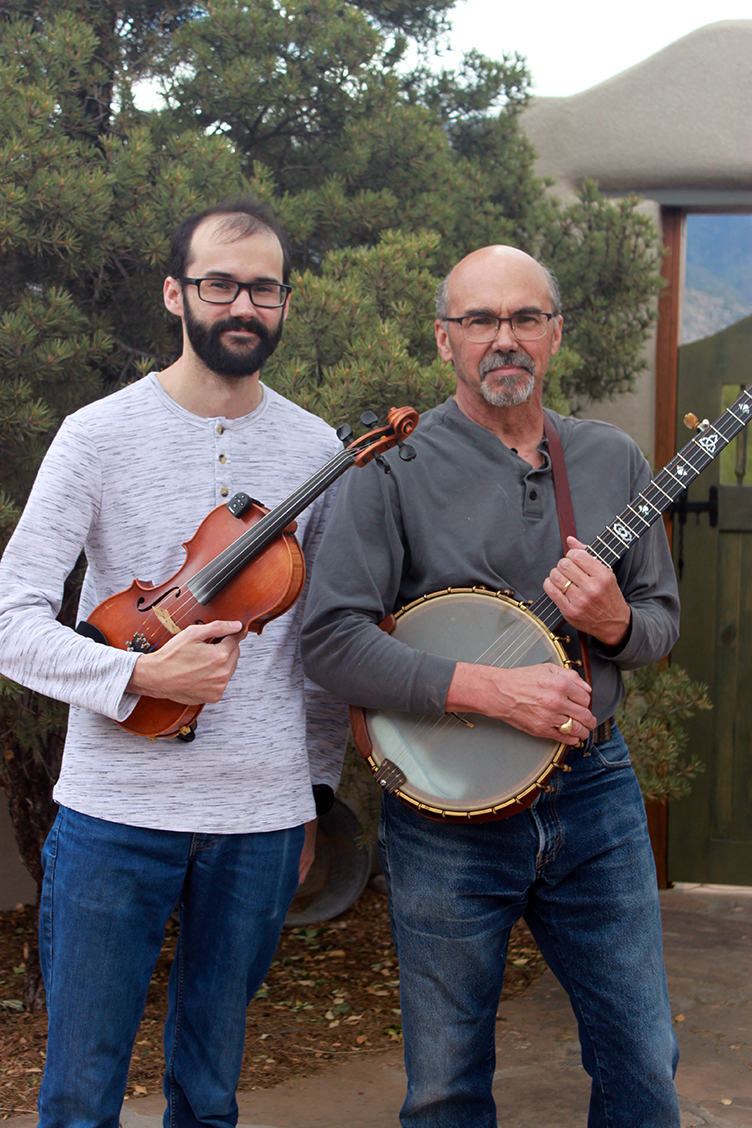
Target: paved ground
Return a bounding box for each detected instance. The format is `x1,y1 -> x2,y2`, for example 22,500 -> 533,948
8,884 -> 752,1127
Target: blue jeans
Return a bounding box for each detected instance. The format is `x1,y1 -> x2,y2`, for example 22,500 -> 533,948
38,806 -> 303,1128
379,726 -> 680,1128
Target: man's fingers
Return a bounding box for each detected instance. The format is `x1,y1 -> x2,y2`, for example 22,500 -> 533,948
185,619 -> 244,641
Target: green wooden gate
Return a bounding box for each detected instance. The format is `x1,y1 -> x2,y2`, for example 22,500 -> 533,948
668,315 -> 752,884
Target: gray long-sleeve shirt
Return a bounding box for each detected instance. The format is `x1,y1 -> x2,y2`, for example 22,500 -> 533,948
300,398 -> 680,723
0,374 -> 349,833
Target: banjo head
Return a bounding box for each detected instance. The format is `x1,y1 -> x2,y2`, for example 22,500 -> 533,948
356,589 -> 571,822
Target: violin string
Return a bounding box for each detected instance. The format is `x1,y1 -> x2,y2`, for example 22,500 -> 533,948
134,451 -> 353,648
130,443 -> 364,650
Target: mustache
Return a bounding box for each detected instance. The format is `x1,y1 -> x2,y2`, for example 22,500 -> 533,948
478,350 -> 535,379
212,315 -> 271,343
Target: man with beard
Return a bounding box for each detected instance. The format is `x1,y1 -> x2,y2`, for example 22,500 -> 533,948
0,198 -> 348,1127
300,246 -> 682,1126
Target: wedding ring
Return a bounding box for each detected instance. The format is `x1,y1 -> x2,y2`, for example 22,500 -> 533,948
562,579 -> 572,594
559,716 -> 575,735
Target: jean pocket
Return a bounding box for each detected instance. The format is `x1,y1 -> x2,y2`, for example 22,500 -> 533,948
591,726 -> 631,770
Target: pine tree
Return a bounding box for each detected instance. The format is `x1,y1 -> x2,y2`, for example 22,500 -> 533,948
0,2 -> 665,985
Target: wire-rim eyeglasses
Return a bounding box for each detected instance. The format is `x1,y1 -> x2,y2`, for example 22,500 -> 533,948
443,312 -> 555,343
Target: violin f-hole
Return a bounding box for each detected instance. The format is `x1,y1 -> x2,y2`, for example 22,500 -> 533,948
137,587 -> 181,612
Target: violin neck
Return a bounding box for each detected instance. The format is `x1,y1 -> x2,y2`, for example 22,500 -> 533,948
188,447 -> 357,604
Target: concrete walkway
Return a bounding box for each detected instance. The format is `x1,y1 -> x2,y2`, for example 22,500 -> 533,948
9,884 -> 752,1127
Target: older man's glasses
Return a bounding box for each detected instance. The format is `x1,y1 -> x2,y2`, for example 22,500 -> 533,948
443,312 -> 555,343
181,277 -> 292,308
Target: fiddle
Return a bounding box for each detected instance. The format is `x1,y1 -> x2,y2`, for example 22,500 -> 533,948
76,405 -> 418,739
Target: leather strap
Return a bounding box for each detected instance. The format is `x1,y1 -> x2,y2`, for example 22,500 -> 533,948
542,414 -> 593,690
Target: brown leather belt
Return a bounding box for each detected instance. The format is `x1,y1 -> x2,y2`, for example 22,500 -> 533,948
593,717 -> 614,744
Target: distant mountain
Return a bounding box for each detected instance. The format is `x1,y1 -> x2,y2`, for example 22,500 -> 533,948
682,215 -> 752,344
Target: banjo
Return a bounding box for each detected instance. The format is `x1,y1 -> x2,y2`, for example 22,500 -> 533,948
351,386 -> 752,823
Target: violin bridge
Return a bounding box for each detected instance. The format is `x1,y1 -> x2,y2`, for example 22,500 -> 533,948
154,607 -> 181,635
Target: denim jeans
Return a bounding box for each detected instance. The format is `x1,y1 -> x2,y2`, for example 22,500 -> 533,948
38,806 -> 303,1128
379,725 -> 680,1128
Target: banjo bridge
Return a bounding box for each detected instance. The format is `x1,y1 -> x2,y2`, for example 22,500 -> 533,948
374,759 -> 407,794
449,711 -> 475,728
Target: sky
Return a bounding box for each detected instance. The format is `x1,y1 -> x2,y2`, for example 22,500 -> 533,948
437,1 -> 751,98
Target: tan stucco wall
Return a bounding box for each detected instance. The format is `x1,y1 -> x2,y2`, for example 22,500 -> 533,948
522,21 -> 752,194
521,21 -> 752,458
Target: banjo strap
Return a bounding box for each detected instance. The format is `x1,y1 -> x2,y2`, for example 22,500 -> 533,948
542,414 -> 593,690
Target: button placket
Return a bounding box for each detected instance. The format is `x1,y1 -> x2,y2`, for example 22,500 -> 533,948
214,421 -> 232,502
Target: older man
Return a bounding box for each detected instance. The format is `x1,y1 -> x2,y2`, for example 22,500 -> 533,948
0,198 -> 348,1127
301,245 -> 681,1127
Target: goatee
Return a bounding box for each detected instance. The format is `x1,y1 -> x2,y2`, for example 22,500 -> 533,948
478,350 -> 536,407
183,302 -> 284,378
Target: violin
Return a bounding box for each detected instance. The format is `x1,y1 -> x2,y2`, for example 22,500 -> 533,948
76,406 -> 419,740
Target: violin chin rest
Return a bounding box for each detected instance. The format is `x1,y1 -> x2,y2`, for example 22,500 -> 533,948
76,620 -> 109,646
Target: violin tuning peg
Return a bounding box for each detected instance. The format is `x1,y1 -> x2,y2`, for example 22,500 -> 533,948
360,410 -> 378,428
336,423 -> 354,443
398,443 -> 417,462
374,454 -> 391,475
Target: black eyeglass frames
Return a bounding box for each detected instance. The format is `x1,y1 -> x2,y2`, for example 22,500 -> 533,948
180,277 -> 292,308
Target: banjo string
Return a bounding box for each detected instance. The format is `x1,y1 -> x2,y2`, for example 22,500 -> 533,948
381,597 -> 565,763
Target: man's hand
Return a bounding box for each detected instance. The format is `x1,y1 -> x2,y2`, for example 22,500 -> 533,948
126,620 -> 244,703
299,819 -> 317,885
543,536 -> 631,650
446,660 -> 596,745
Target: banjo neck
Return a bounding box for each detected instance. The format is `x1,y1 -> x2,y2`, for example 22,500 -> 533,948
532,386 -> 752,634
354,387 -> 752,825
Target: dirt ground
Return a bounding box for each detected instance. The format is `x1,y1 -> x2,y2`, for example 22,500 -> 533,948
0,886 -> 545,1118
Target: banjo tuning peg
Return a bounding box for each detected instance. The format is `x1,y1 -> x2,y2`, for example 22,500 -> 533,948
683,412 -> 710,432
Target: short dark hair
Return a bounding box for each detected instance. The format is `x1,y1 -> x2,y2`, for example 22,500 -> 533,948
169,197 -> 293,283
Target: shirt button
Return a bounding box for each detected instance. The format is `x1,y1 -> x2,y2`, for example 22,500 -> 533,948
217,424 -> 224,435
529,490 -> 538,500
219,454 -> 227,464
220,487 -> 229,497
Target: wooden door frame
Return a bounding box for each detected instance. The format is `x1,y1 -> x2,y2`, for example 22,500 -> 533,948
648,207 -> 685,886
655,208 -> 685,475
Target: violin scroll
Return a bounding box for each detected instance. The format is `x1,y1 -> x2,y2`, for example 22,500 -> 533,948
346,405 -> 419,468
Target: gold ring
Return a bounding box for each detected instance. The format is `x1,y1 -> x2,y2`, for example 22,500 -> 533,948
559,716 -> 575,735
562,579 -> 572,594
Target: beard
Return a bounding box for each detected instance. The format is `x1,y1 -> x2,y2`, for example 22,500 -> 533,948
478,349 -> 536,407
183,301 -> 284,378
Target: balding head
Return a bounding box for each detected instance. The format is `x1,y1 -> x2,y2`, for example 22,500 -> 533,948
434,243 -> 564,420
436,246 -> 561,320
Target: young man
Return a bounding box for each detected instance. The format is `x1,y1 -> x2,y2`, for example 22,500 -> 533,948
0,198 -> 348,1126
301,246 -> 682,1127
